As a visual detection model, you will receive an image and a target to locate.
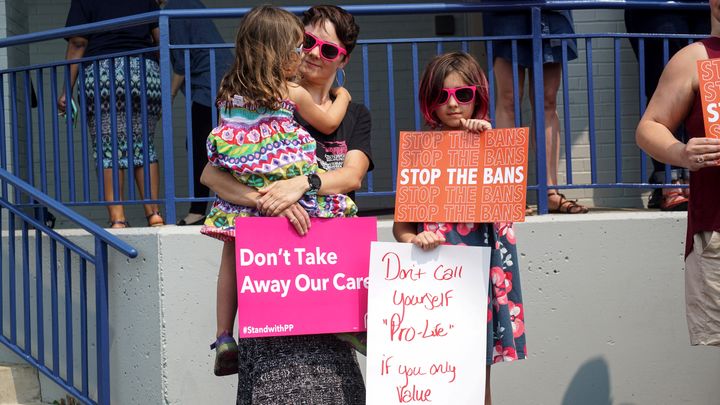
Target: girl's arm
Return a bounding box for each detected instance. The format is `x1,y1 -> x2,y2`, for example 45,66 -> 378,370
288,83 -> 350,135
393,222 -> 446,251
57,36 -> 87,113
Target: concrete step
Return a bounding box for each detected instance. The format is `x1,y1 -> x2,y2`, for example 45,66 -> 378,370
0,364 -> 42,405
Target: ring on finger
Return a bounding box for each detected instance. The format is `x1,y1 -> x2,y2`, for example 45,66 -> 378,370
697,156 -> 704,164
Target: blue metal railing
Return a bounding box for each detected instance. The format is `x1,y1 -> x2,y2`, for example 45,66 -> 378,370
0,168 -> 137,404
0,1 -> 707,222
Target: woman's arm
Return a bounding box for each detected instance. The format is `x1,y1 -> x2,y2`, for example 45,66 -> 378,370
171,73 -> 185,102
151,27 -> 160,46
57,36 -> 87,113
200,163 -> 310,234
200,163 -> 261,207
258,104 -> 373,215
288,83 -> 350,134
636,43 -> 720,170
257,151 -> 369,216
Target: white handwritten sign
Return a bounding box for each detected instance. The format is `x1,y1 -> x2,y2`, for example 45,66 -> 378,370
366,241 -> 491,404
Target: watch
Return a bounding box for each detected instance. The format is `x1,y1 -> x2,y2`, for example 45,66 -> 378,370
306,173 -> 322,194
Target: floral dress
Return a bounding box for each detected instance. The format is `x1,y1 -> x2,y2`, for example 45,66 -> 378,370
201,95 -> 357,241
421,222 -> 527,365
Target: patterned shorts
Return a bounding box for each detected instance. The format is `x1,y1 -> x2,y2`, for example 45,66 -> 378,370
83,56 -> 161,169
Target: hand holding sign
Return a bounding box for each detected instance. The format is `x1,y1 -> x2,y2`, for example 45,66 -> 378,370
395,129 -> 529,223
698,58 -> 720,139
235,217 -> 377,338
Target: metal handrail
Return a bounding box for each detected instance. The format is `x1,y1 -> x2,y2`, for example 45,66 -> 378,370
0,168 -> 137,258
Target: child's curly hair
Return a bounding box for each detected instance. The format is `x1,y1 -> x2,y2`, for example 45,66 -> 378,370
216,6 -> 304,110
419,52 -> 490,128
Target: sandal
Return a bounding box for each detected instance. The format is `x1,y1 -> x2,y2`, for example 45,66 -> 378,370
660,187 -> 688,211
210,332 -> 238,376
109,220 -> 130,229
146,211 -> 165,227
548,192 -> 589,214
525,205 -> 534,216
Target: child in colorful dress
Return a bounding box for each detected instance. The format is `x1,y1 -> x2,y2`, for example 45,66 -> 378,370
201,5 -> 357,376
393,52 -> 527,405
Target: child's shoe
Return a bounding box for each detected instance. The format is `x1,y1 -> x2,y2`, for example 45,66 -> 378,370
210,332 -> 238,376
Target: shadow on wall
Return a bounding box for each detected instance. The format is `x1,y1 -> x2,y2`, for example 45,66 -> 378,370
561,357 -> 634,405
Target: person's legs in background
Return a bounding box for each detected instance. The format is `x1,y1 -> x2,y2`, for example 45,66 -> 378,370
135,162 -> 164,226
492,58 -> 526,129
529,64 -> 561,191
528,62 -> 588,213
178,102 -> 213,225
103,168 -> 128,228
493,58 -> 538,215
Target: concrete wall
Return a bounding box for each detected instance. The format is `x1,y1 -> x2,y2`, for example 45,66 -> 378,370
0,1 -> 669,227
3,213 -> 720,404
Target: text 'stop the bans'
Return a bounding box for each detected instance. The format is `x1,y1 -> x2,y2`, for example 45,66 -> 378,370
394,128 -> 529,223
697,58 -> 720,139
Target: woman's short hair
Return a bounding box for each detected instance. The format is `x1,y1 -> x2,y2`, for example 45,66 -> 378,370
302,5 -> 360,56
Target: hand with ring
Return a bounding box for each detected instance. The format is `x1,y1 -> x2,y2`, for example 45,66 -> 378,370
257,177 -> 308,216
277,202 -> 311,235
684,137 -> 720,171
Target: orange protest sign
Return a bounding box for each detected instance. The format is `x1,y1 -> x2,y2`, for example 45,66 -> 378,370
394,128 -> 529,223
697,58 -> 720,138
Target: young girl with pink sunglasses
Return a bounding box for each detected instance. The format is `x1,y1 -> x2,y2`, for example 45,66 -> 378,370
393,52 -> 527,405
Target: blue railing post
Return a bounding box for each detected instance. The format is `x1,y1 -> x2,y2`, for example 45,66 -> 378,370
159,15 -> 176,224
531,6 -> 549,214
94,239 -> 110,405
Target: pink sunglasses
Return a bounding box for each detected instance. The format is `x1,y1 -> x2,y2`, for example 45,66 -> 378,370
303,32 -> 348,62
436,85 -> 477,105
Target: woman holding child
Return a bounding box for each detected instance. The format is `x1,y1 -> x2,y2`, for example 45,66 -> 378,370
200,5 -> 373,403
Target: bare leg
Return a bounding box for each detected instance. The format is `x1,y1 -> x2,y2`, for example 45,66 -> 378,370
134,162 -> 164,224
216,241 -> 237,337
485,365 -> 492,405
528,63 -> 587,212
103,168 -> 127,227
493,58 -> 526,129
494,58 -> 533,214
529,63 -> 562,188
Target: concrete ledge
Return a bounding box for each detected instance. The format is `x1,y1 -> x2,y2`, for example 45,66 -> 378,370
4,212 -> 720,404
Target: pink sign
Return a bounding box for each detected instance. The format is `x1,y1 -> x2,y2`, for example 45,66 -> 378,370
235,217 -> 377,338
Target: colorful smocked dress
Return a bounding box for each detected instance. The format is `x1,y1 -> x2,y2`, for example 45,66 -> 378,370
421,221 -> 527,365
201,95 -> 357,240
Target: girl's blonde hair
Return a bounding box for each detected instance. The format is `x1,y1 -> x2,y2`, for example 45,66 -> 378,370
216,6 -> 304,110
419,52 -> 490,128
